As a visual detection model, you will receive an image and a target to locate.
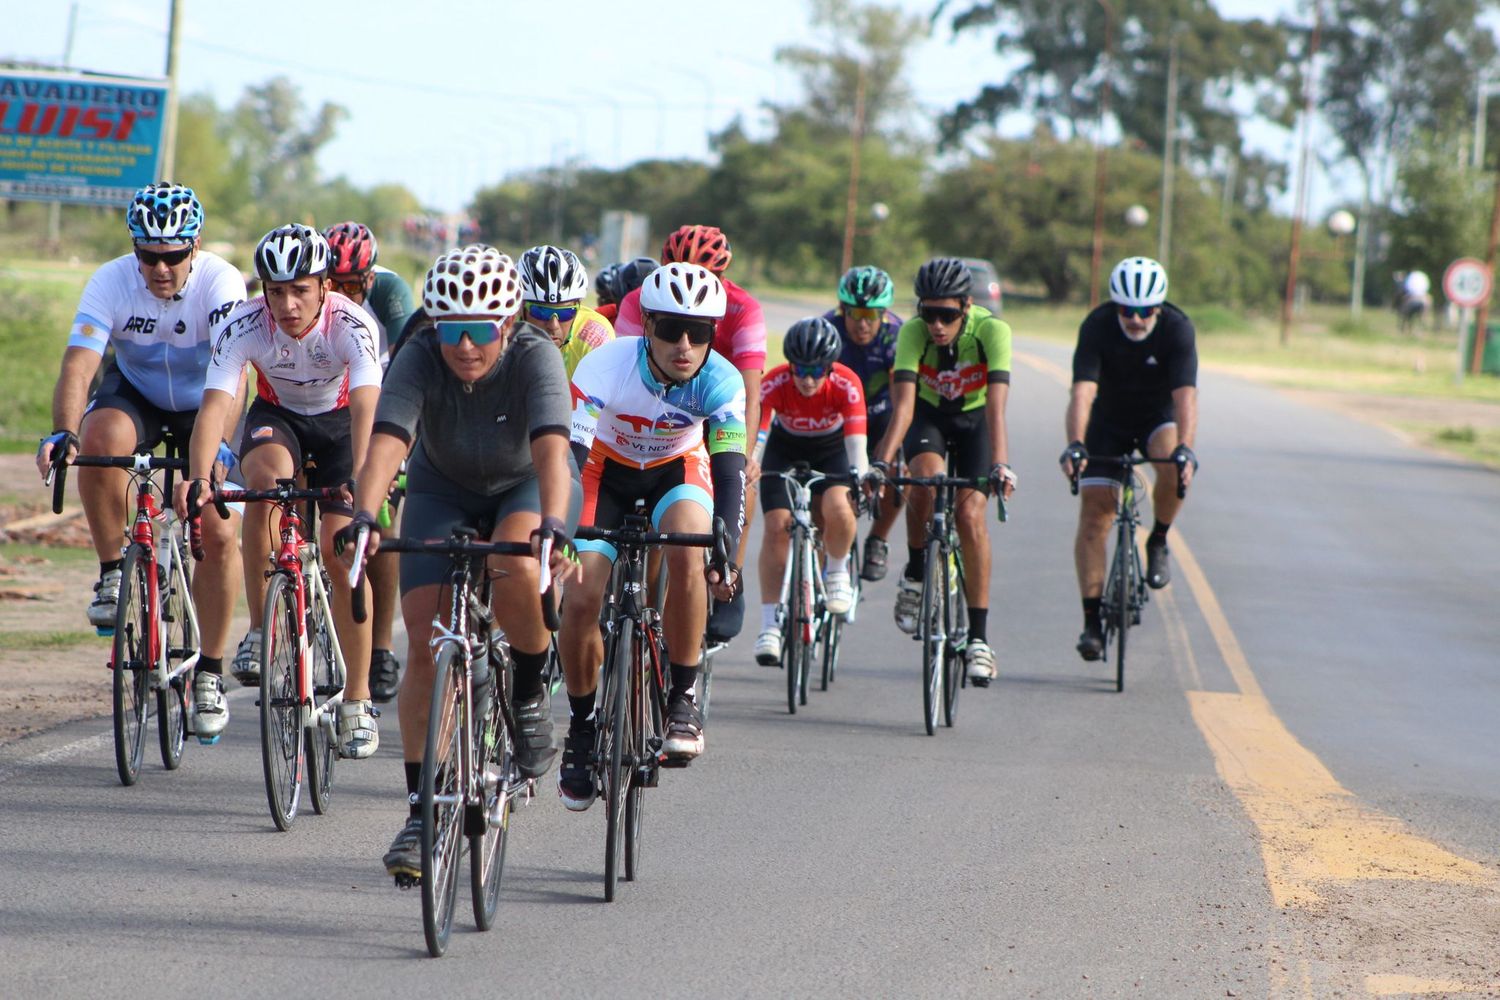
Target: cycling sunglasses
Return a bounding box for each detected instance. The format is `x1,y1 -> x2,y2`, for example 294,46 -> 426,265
527,303 -> 579,323
792,363 -> 831,379
918,305 -> 965,326
435,320 -> 503,346
134,245 -> 193,268
1117,305 -> 1159,320
842,306 -> 882,323
651,317 -> 715,346
331,275 -> 370,298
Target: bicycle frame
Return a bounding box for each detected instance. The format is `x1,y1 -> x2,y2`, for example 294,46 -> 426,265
768,467 -> 831,652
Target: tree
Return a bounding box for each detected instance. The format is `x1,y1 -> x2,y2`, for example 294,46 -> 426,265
224,76 -> 348,230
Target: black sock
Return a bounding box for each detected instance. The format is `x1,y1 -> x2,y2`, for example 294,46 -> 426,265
670,662 -> 699,701
905,547 -> 924,581
510,647 -> 548,701
568,691 -> 597,730
404,762 -> 422,817
100,558 -> 122,575
968,608 -> 988,644
196,655 -> 223,678
1150,520 -> 1171,545
1083,597 -> 1102,628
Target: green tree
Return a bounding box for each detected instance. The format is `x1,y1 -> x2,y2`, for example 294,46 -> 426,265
224,76 -> 348,231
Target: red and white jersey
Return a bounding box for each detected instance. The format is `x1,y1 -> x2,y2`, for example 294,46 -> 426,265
206,291 -> 382,415
759,362 -> 867,438
614,276 -> 768,373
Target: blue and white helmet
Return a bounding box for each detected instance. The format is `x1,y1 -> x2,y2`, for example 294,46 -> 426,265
254,224 -> 331,283
1108,257 -> 1168,308
126,182 -> 203,243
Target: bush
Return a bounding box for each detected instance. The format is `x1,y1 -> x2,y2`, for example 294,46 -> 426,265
1188,304 -> 1253,334
0,272 -> 76,449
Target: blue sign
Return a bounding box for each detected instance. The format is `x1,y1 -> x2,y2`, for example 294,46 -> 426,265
0,69 -> 169,206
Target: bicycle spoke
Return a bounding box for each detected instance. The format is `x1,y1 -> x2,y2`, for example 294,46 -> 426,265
111,547 -> 152,786
260,575 -> 303,831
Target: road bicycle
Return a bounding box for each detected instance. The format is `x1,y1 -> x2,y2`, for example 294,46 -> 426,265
760,464 -> 862,715
885,465 -> 1005,735
1067,453 -> 1187,692
575,512 -> 727,902
207,481 -> 350,830
48,448 -> 201,785
353,529 -> 558,958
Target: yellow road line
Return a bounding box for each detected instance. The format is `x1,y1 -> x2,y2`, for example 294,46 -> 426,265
1171,538 -> 1264,700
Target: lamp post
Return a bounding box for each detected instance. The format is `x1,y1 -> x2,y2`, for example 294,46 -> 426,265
1328,209 -> 1356,316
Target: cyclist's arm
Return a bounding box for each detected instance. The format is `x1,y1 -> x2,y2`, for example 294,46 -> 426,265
986,383 -> 1010,468
49,346 -> 102,438
1065,381 -> 1097,446
705,370 -> 748,552
352,431 -> 408,517
188,389 -> 236,486
532,431 -> 574,528
875,380 -> 915,467
740,367 -> 762,476
836,365 -> 870,477
369,270 -> 415,345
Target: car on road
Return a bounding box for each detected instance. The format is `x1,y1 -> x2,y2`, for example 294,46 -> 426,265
963,258 -> 1002,315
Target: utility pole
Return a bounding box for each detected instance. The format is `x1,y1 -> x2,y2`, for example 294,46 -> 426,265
47,2 -> 81,250
839,61 -> 868,275
1088,0 -> 1115,307
159,0 -> 183,180
1158,30 -> 1179,268
1472,164 -> 1500,374
1279,4 -> 1321,347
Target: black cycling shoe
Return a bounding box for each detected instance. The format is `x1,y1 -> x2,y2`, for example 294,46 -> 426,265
383,816 -> 423,885
1145,538 -> 1171,590
705,589 -> 745,644
1077,623 -> 1104,661
558,727 -> 596,812
369,649 -> 401,704
860,536 -> 889,582
511,687 -> 558,780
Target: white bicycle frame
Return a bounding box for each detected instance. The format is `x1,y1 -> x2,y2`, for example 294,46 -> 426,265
150,511 -> 201,698
772,470 -> 831,647
297,541 -> 347,743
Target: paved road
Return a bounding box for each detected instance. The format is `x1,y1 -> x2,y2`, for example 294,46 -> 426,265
3,326 -> 1498,997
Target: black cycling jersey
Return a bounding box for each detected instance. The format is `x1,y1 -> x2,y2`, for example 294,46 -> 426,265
1072,301 -> 1197,425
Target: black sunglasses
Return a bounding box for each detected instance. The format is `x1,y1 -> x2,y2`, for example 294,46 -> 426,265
651,317 -> 715,347
918,305 -> 965,326
135,246 -> 194,268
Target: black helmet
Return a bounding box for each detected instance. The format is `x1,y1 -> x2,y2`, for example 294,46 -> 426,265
594,262 -> 622,304
914,257 -> 972,300
619,255 -> 659,297
782,316 -> 842,368
838,265 -> 894,309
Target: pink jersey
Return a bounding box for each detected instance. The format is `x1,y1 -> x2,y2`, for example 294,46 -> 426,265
614,275 -> 767,373
759,362 -> 867,438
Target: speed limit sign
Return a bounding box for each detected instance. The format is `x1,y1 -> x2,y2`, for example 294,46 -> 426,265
1443,258 -> 1492,307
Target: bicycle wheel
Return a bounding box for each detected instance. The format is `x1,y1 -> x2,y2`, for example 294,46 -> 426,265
920,540 -> 944,735
158,545 -> 193,769
305,608 -> 337,816
943,552 -> 967,728
421,643 -> 465,957
259,573 -> 304,831
111,545 -> 152,786
1113,540 -> 1132,694
625,629 -> 658,882
471,647 -> 510,931
823,538 -> 858,688
602,624 -> 631,901
783,543 -> 805,715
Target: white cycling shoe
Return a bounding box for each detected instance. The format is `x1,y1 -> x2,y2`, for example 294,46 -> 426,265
754,628 -> 783,666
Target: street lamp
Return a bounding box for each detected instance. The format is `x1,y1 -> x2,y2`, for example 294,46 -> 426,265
1124,204 -> 1149,228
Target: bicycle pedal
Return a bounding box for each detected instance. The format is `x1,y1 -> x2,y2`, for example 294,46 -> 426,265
95,626 -> 114,638
196,734 -> 222,746
393,872 -> 419,890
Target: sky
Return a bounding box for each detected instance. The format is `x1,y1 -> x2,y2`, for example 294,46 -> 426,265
5,0 -> 1312,215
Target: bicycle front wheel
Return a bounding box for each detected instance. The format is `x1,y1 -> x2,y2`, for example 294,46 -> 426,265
1107,528 -> 1133,693
942,552 -> 967,728
305,609 -> 337,816
159,536 -> 195,768
625,629 -> 658,882
259,573 -> 304,831
471,648 -> 510,931
920,540 -> 944,735
421,643 -> 465,957
784,546 -> 805,715
602,624 -> 631,901
112,545 -> 152,786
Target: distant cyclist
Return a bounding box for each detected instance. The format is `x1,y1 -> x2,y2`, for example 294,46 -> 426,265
36,182 -> 246,743
518,244 -> 614,378
825,265 -> 904,582
1060,256 -> 1198,661
752,317 -> 869,665
323,221 -> 416,704
869,257 -> 1016,687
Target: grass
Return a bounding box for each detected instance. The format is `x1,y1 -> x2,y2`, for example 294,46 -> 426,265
0,629 -> 97,650
1406,424 -> 1500,468
0,259 -> 92,450
0,542 -> 99,565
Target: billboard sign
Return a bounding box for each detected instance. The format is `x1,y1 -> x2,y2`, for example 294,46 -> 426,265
0,69 -> 169,206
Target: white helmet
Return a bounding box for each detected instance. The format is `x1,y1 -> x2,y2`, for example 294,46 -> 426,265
639,262 -> 726,319
423,245 -> 523,318
254,223 -> 330,282
1108,257 -> 1168,308
519,245 -> 589,304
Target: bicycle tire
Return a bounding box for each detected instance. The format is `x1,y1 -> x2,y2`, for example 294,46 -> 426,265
421,643 -> 465,957
259,573 -> 303,831
602,623 -> 631,901
471,647 -> 510,931
1114,536 -> 1131,693
305,609 -> 336,816
784,543 -> 804,715
158,543 -> 192,769
943,551 -> 966,727
823,538 -> 858,688
920,540 -> 944,735
111,545 -> 152,786
624,630 -> 655,882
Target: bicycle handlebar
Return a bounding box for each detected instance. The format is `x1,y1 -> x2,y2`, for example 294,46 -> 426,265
357,534 -> 562,631
1067,454 -> 1190,500
882,473 -> 1008,523
46,452 -> 187,515
575,524 -> 720,549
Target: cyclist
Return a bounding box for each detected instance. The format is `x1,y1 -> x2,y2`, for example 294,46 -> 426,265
558,262 -> 745,806
594,263 -> 623,323
826,265 -> 904,582
323,221 -> 417,704
35,182 -> 247,743
336,244 -> 583,882
752,317 -> 869,665
187,223 -> 383,759
1060,256 -> 1198,661
518,244 -> 615,378
613,225 -> 765,641
869,257 -> 1017,687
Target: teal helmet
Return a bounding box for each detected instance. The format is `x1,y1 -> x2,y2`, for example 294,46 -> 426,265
126,182 -> 203,242
837,266 -> 894,309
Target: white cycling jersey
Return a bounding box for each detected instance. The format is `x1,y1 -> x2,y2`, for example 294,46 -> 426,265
205,291 -> 381,415
68,251 -> 246,412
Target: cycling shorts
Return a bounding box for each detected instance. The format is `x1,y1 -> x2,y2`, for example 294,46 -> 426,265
576,449 -> 712,563
1081,409 -> 1176,488
902,399 -> 992,494
760,429 -> 850,515
239,398 -> 355,515
398,449 -> 583,593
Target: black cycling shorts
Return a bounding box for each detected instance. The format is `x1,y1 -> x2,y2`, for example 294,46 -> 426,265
86,361 -> 197,455
239,398 -> 355,514
760,429 -> 850,515
902,399 -> 992,492
1081,407 -> 1176,487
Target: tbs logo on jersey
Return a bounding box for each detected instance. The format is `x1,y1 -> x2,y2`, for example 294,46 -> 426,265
617,412 -> 695,436
570,383 -> 604,418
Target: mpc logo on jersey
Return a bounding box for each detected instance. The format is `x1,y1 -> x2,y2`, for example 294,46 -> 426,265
617,412 -> 695,436
122,315 -> 156,334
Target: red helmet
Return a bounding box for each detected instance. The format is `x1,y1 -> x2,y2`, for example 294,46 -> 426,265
661,224 -> 732,274
323,221 -> 378,276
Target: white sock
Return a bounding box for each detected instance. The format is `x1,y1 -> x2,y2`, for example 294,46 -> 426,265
761,603 -> 779,631
825,555 -> 849,576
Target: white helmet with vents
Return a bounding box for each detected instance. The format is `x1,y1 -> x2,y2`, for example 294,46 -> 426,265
1108,257 -> 1168,307
519,245 -> 589,304
423,245 -> 524,318
254,224 -> 330,282
639,262 -> 726,319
